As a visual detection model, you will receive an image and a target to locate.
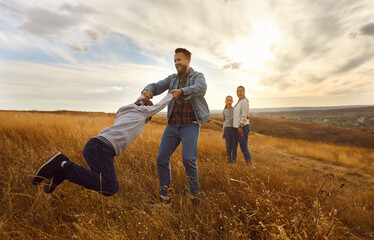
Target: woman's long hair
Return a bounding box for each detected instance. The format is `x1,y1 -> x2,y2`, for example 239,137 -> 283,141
235,86 -> 248,107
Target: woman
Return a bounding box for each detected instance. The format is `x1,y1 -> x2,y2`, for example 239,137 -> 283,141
233,86 -> 254,168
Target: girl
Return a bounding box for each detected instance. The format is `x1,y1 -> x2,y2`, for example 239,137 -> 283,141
233,86 -> 254,168
222,96 -> 237,163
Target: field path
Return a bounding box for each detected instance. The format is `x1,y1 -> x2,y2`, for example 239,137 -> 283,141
251,144 -> 374,192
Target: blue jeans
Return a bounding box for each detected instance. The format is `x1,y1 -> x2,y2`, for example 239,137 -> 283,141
63,138 -> 119,196
224,127 -> 238,163
157,123 -> 200,196
235,124 -> 252,162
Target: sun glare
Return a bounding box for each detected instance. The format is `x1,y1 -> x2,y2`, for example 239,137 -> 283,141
225,18 -> 280,71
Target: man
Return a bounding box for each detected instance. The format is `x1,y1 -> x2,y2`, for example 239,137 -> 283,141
33,93 -> 174,196
142,48 -> 210,204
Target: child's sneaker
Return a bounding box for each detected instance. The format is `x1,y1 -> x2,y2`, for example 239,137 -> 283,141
44,176 -> 65,193
32,152 -> 68,185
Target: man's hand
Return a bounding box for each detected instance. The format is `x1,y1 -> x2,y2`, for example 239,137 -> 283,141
141,89 -> 154,99
170,89 -> 183,100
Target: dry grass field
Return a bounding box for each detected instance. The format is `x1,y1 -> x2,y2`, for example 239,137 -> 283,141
0,111 -> 373,239
251,106 -> 374,134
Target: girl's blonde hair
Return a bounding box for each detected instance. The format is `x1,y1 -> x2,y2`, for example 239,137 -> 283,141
224,95 -> 233,109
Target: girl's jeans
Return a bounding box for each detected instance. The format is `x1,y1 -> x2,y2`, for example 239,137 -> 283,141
224,127 -> 238,163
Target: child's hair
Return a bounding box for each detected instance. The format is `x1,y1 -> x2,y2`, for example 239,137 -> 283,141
224,95 -> 233,109
135,98 -> 153,106
135,98 -> 153,123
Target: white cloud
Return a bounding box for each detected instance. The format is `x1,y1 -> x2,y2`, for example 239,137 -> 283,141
85,29 -> 101,41
0,60 -> 172,111
0,1 -> 104,54
66,42 -> 90,52
17,2 -> 98,40
84,86 -> 125,93
0,2 -> 24,14
1,0 -> 374,110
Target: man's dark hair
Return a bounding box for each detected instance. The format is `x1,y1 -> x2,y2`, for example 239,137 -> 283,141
175,48 -> 192,60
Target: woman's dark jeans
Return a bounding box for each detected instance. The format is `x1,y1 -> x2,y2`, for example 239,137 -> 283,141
234,124 -> 252,162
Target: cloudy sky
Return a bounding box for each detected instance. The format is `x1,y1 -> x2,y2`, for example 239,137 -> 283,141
0,0 -> 373,112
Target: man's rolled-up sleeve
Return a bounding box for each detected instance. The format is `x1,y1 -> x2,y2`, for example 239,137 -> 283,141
144,75 -> 172,96
180,73 -> 207,100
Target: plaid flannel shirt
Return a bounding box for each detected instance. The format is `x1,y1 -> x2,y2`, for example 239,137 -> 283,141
169,73 -> 197,126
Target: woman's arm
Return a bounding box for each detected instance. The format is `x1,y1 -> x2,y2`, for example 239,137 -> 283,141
237,100 -> 249,136
222,110 -> 226,138
239,99 -> 249,125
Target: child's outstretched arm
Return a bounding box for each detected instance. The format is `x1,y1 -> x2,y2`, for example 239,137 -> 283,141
142,93 -> 173,117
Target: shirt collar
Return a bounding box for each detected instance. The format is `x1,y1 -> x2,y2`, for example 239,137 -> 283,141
179,68 -> 191,79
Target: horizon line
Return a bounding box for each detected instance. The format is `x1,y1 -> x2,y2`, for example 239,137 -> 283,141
1,104 -> 373,114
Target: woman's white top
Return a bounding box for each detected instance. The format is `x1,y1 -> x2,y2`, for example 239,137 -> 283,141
233,98 -> 249,128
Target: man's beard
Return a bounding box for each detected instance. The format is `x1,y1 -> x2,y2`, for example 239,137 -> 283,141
176,64 -> 187,76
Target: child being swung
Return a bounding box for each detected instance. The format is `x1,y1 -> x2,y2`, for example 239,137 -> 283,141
32,92 -> 174,196
222,96 -> 238,164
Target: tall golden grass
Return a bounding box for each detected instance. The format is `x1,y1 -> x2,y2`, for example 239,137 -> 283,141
0,111 -> 373,239
252,133 -> 374,171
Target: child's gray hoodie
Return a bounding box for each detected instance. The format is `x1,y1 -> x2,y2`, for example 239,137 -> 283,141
98,93 -> 173,156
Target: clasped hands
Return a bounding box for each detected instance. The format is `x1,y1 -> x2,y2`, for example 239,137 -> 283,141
141,89 -> 183,100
